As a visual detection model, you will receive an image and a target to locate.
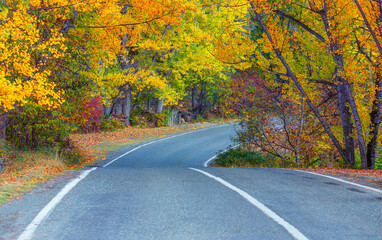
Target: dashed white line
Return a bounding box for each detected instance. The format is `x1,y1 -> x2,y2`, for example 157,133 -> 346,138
189,168 -> 309,240
294,169 -> 382,194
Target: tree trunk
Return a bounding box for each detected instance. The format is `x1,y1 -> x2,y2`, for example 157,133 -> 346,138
147,98 -> 151,111
192,86 -> 198,110
336,82 -> 355,167
115,99 -> 122,115
366,72 -> 382,169
104,105 -> 111,117
198,83 -> 207,115
343,80 -> 368,169
0,113 -> 9,139
122,86 -> 131,126
155,69 -> 171,114
250,6 -> 350,164
156,99 -> 164,114
320,10 -> 366,168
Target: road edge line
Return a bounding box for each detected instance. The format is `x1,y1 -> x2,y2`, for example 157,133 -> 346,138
203,144 -> 241,167
293,169 -> 382,194
17,167 -> 97,240
104,123 -> 231,168
17,123 -> 232,240
189,168 -> 309,240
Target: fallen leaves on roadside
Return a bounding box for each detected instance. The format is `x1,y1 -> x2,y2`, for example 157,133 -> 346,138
299,168 -> 382,188
0,122 -> 216,205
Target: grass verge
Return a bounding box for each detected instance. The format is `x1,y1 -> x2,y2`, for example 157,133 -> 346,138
0,145 -> 66,204
212,147 -> 382,188
212,147 -> 297,168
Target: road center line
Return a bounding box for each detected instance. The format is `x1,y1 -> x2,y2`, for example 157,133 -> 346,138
294,169 -> 382,194
189,168 -> 309,240
17,124 -> 231,240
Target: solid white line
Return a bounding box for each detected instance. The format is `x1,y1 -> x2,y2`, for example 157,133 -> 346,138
103,124 -> 227,167
17,123 -> 232,240
203,144 -> 241,167
17,167 -> 97,240
294,169 -> 382,194
104,123 -> 230,168
189,168 -> 309,240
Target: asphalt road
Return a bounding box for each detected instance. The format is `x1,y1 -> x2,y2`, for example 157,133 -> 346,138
0,124 -> 381,240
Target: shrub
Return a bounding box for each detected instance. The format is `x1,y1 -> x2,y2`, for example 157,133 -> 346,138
6,104 -> 71,149
212,148 -> 293,168
130,108 -> 168,127
155,113 -> 167,127
376,147 -> 382,169
98,118 -> 124,132
77,96 -> 103,133
193,114 -> 204,123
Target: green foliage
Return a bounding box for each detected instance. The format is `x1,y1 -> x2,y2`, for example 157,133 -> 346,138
195,114 -> 204,123
162,109 -> 173,126
155,113 -> 167,127
130,109 -> 149,127
98,118 -> 124,132
376,147 -> 382,169
213,148 -> 297,168
130,109 -> 169,127
60,147 -> 83,165
6,105 -> 71,150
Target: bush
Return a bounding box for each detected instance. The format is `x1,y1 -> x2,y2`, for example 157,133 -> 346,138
60,147 -> 83,165
77,96 -> 103,133
155,113 -> 167,127
376,147 -> 382,169
130,108 -> 168,127
98,118 -> 124,132
195,114 -> 204,123
212,148 -> 296,168
6,104 -> 71,149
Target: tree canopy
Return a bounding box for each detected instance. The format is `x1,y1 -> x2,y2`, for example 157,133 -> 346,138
0,0 -> 380,169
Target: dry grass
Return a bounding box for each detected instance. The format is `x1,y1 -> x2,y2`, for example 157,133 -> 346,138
0,147 -> 66,204
69,123 -> 215,161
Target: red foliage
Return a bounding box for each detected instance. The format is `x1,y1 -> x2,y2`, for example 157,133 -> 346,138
79,96 -> 103,132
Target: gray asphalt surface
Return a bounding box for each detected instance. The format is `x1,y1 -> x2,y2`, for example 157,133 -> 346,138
0,124 -> 381,240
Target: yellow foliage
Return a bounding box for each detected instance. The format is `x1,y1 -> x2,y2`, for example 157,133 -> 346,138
0,2 -> 66,112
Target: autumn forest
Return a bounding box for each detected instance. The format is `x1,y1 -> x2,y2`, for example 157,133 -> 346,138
0,0 -> 381,173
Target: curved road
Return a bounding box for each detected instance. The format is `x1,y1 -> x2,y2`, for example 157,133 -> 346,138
0,124 -> 381,240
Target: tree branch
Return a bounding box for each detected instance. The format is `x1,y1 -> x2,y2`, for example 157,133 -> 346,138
250,3 -> 350,164
274,10 -> 326,43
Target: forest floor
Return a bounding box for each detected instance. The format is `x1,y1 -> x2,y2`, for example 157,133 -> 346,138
0,121 -> 227,205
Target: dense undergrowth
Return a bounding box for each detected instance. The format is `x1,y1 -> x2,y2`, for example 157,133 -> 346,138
212,147 -> 297,168
213,147 -> 382,170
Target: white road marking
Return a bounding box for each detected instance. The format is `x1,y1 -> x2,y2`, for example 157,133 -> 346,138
17,168 -> 97,240
103,123 -> 230,168
189,168 -> 309,240
294,169 -> 382,194
17,123 -> 232,240
203,144 -> 241,167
